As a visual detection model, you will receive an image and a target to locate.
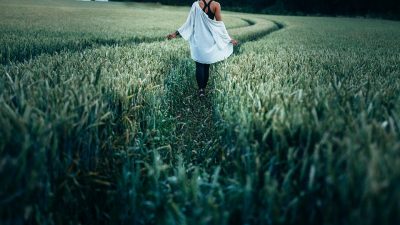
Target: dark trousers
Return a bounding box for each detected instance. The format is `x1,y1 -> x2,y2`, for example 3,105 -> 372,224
195,62 -> 210,89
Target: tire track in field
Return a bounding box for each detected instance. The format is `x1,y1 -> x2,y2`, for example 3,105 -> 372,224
1,15 -> 267,65
163,19 -> 285,164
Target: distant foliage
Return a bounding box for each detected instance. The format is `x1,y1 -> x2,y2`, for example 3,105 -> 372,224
113,0 -> 400,19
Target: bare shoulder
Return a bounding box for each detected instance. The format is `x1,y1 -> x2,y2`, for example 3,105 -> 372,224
212,1 -> 220,7
211,1 -> 221,10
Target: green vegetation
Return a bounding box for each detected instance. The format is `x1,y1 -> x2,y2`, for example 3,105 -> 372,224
213,16 -> 400,224
1,0 -> 399,225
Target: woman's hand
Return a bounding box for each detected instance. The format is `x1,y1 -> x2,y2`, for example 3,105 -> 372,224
167,32 -> 177,40
230,39 -> 239,46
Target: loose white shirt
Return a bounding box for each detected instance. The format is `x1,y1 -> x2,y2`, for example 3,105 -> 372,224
178,1 -> 233,64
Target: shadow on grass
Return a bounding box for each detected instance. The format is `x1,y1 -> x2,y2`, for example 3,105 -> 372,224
163,57 -> 224,166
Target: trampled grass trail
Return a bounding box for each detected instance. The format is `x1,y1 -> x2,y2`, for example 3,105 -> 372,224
162,19 -> 283,165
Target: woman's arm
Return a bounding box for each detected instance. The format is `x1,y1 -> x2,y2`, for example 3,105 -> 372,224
214,2 -> 222,21
167,3 -> 195,40
167,30 -> 180,39
214,3 -> 238,46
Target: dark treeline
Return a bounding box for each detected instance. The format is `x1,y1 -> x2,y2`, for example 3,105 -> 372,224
113,0 -> 400,19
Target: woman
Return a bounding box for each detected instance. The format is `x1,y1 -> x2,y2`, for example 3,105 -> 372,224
167,0 -> 238,97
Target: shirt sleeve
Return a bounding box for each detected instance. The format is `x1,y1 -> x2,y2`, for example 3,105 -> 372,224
207,20 -> 232,49
177,4 -> 196,41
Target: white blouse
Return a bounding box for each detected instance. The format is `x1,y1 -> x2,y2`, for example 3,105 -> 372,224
177,1 -> 233,64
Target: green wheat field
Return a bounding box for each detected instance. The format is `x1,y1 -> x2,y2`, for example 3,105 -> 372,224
1,0 -> 399,224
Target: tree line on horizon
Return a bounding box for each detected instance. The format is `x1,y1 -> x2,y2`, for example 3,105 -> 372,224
112,0 -> 400,19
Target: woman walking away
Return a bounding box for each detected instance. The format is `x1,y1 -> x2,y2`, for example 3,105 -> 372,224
167,0 -> 238,97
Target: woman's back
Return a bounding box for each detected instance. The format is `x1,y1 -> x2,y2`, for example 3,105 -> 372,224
198,0 -> 215,20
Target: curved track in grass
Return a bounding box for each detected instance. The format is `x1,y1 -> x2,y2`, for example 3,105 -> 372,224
0,8 -> 280,65
161,17 -> 285,163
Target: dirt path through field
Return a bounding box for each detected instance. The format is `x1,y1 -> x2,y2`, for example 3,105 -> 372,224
163,19 -> 285,164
